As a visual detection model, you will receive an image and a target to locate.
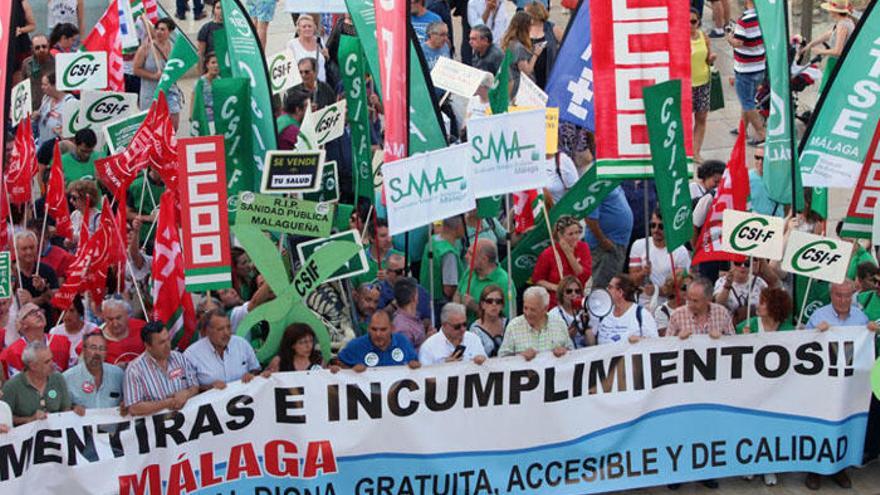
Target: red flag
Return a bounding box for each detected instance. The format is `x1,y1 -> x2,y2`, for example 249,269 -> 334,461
512,190 -> 540,234
151,191 -> 196,349
374,0 -> 408,164
692,121 -> 751,266
46,143 -> 74,240
143,0 -> 159,23
0,179 -> 9,251
81,0 -> 125,91
7,116 -> 37,204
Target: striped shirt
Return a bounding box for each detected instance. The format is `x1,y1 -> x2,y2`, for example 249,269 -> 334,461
733,9 -> 765,73
497,315 -> 574,357
123,351 -> 196,407
666,303 -> 735,337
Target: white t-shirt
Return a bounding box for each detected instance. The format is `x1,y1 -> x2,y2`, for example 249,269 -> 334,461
590,304 -> 658,345
712,276 -> 767,314
287,38 -> 327,82
629,238 -> 692,307
544,153 -> 579,203
419,330 -> 487,366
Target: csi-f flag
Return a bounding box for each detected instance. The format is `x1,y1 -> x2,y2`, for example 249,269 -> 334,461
155,33 -> 199,97
545,0 -> 594,130
339,35 -> 373,205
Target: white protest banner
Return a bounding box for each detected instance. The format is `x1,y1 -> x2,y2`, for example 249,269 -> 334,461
781,230 -> 853,284
468,109 -> 548,197
10,79 -> 31,126
721,209 -> 786,260
514,73 -> 548,108
267,49 -> 302,95
54,51 -> 108,91
297,100 -> 347,150
384,144 -> 475,235
0,329 -> 871,494
79,90 -> 138,128
61,98 -> 86,138
285,0 -> 347,12
430,56 -> 492,97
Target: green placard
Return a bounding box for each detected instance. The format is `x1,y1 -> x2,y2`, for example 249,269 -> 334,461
296,229 -> 369,283
103,110 -> 148,154
0,252 -> 10,299
644,80 -> 693,252
236,192 -> 334,238
303,161 -> 340,203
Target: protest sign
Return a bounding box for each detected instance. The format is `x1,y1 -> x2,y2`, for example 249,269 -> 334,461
384,144 -> 475,235
515,74 -> 548,108
468,109 -> 547,198
721,210 -> 786,260
339,35 -> 373,205
510,106 -> 560,154
177,136 -> 233,292
591,0 -> 692,178
80,90 -> 138,127
237,192 -> 334,238
260,150 -> 324,193
644,80 -> 692,250
781,231 -> 853,284
285,0 -> 347,12
267,49 -> 302,95
546,0 -> 594,130
103,110 -> 148,154
62,98 -> 86,138
430,56 -> 491,97
297,229 -> 369,283
839,125 -> 880,239
55,52 -> 108,91
297,100 -> 347,150
10,79 -> 31,126
0,252 -> 10,298
0,329 -> 871,494
799,2 -> 880,188
303,160 -> 340,203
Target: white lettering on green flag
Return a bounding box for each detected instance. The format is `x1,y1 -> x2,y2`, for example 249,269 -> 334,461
155,34 -> 199,97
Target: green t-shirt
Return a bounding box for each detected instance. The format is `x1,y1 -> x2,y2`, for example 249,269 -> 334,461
1,372 -> 71,417
848,245 -> 877,280
276,114 -> 300,133
62,150 -> 104,184
456,264 -> 514,322
736,316 -> 796,334
419,235 -> 462,301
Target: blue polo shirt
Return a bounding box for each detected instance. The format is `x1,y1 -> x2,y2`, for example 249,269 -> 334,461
338,333 -> 417,368
583,186 -> 634,248
63,362 -> 125,409
184,335 -> 261,387
806,304 -> 869,329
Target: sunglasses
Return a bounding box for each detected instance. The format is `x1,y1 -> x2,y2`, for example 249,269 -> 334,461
34,45 -> 49,50
565,288 -> 582,295
388,268 -> 405,275
754,155 -> 764,161
448,322 -> 467,330
650,222 -> 664,230
483,297 -> 504,305
690,18 -> 699,24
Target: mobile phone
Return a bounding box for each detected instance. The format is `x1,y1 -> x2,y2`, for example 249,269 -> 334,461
452,345 -> 467,359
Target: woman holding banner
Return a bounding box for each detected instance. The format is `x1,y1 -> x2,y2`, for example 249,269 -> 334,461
468,285 -> 507,357
532,215 -> 591,308
736,287 -> 793,334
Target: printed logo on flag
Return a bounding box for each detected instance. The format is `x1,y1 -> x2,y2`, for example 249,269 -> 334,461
55,52 -> 109,91
0,252 -> 10,298
10,79 -> 31,126
296,230 -> 369,283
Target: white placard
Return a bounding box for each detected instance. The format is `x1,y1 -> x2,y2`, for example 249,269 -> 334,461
467,109 -> 548,198
384,144 -> 476,235
55,52 -> 108,91
61,98 -> 86,138
720,209 -> 786,260
514,74 -> 548,108
79,90 -> 138,128
297,100 -> 347,149
430,57 -> 492,97
267,49 -> 302,95
284,0 -> 347,11
10,79 -> 32,126
781,230 -> 853,284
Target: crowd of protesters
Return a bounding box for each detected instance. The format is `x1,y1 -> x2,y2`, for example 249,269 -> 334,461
0,0 -> 878,490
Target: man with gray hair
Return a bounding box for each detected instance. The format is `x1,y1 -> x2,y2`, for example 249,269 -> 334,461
468,25 -> 503,74
100,298 -> 146,366
14,230 -> 59,316
498,287 -> 572,360
666,276 -> 734,338
0,303 -> 70,378
419,303 -> 487,365
2,341 -> 75,425
421,20 -> 451,69
455,238 -> 513,321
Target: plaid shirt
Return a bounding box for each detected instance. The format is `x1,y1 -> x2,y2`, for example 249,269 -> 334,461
666,303 -> 735,337
498,315 -> 573,357
123,351 -> 196,407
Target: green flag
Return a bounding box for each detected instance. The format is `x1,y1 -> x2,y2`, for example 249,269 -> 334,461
754,0 -> 801,209
155,33 -> 199,97
339,35 -> 373,205
644,80 -> 692,251
190,78 -> 210,137
506,166 -> 620,288
220,0 -> 277,187
489,49 -> 513,115
811,187 -> 828,219
213,77 -> 254,219
213,27 -> 233,78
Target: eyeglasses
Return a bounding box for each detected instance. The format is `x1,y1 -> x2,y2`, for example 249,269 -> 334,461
732,261 -> 746,267
565,288 -> 582,295
34,45 -> 49,50
754,155 -> 764,161
448,322 -> 467,330
690,18 -> 699,24
650,222 -> 664,230
388,268 -> 405,275
482,297 -> 504,305
23,309 -> 45,320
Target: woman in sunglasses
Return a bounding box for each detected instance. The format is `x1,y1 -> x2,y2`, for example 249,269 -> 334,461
550,276 -> 587,348
532,215 -> 592,308
469,285 -> 507,357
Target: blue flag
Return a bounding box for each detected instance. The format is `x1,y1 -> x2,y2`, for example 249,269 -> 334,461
545,0 -> 594,131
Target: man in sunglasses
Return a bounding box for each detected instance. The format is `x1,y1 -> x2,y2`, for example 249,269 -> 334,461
378,254 -> 432,322
1,341 -> 74,426
21,34 -> 54,112
419,303 -> 486,366
628,208 -> 691,308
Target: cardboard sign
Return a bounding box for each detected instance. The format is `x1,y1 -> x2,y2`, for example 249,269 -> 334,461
296,229 -> 369,283
237,192 -> 334,238
303,160 -> 340,203
55,52 -> 108,91
514,74 -> 548,108
468,109 -> 548,198
177,136 -> 233,292
0,252 -> 10,299
781,231 -> 853,284
384,144 -> 475,235
10,79 -> 31,126
297,100 -> 347,149
721,209 -> 786,260
267,49 -> 302,95
261,150 -> 325,193
104,110 -> 149,154
80,91 -> 138,128
430,57 -> 492,97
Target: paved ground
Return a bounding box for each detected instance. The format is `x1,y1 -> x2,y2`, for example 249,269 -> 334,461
159,1 -> 880,492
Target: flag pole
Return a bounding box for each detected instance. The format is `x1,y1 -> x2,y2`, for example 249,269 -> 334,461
427,222 -> 435,328
745,256 -> 754,326
6,197 -> 23,305
35,204 -> 49,270
541,207 -> 564,280
505,194 -> 516,317
465,220 -> 482,294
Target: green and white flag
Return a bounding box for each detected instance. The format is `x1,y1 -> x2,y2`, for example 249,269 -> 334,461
155,33 -> 199,97
799,2 -> 880,189
220,0 -> 277,184
644,80 -> 692,251
213,27 -> 234,77
0,252 -> 10,299
339,35 -> 373,205
754,0 -> 801,208
213,77 -> 254,217
477,51 -> 513,219
190,78 -> 210,137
